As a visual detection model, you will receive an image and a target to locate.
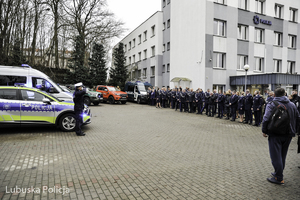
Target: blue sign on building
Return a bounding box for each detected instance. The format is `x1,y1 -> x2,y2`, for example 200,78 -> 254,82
253,15 -> 272,25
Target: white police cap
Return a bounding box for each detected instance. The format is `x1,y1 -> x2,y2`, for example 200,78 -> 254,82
74,82 -> 83,87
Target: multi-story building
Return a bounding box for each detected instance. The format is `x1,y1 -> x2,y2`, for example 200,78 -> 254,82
115,0 -> 300,94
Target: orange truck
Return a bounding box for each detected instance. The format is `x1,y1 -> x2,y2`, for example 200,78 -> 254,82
96,85 -> 128,104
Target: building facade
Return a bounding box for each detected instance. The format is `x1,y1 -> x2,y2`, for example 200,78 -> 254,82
115,0 -> 300,94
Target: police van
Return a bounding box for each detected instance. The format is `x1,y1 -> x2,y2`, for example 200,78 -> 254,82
0,86 -> 91,131
0,65 -> 73,101
124,81 -> 152,104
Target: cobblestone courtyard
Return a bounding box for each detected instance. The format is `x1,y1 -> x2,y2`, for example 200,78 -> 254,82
0,102 -> 299,200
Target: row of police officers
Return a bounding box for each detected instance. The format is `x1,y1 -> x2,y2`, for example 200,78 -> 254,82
147,86 -> 281,127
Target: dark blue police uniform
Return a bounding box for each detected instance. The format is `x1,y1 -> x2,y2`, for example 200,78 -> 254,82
229,94 -> 239,121
253,94 -> 263,126
244,93 -> 253,124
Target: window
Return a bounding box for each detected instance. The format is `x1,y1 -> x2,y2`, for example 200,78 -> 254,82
0,89 -> 17,100
163,44 -> 165,52
167,42 -> 170,51
214,20 -> 226,37
129,42 -> 131,50
255,28 -> 264,43
290,8 -> 298,22
32,77 -> 53,92
163,0 -> 166,7
128,57 -> 131,65
133,39 -> 135,48
287,61 -> 295,74
255,57 -> 264,71
167,64 -> 170,72
237,55 -> 248,70
215,0 -> 225,4
138,35 -> 141,44
0,75 -> 26,86
151,46 -> 155,56
288,35 -> 297,48
163,22 -> 166,30
144,49 -> 147,59
138,52 -> 141,61
151,26 -> 155,37
143,68 -> 147,77
255,0 -> 265,14
138,70 -> 141,78
144,31 -> 147,41
275,4 -> 283,19
151,66 -> 155,76
239,0 -> 248,10
162,65 -> 165,73
237,24 -> 248,40
273,59 -> 281,73
213,52 -> 226,69
133,55 -> 135,63
274,32 -> 282,46
167,19 -> 170,28
167,0 -> 170,4
21,90 -> 45,101
124,45 -> 127,52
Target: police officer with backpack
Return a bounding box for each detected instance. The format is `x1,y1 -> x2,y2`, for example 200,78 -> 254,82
262,88 -> 300,185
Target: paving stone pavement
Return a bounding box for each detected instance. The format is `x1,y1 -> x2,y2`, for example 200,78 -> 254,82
0,102 -> 299,200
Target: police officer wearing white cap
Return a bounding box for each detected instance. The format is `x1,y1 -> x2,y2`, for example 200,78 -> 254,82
73,82 -> 87,136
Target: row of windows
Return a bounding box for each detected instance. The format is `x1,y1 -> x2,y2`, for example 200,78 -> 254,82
131,64 -> 170,79
124,17 -> 171,53
215,20 -> 297,48
214,52 -> 296,74
124,26 -> 156,52
127,42 -> 171,65
215,0 -> 298,22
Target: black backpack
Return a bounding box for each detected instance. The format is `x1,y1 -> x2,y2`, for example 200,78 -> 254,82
267,101 -> 290,135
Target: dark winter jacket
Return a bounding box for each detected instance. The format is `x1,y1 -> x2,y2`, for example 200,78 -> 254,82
262,96 -> 300,137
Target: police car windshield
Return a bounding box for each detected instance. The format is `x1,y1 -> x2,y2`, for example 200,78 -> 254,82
107,87 -> 116,91
40,91 -> 62,102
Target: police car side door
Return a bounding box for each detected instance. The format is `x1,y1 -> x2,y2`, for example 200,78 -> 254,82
0,88 -> 21,126
20,89 -> 55,125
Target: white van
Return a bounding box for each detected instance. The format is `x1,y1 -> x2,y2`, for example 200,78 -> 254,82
0,65 -> 73,101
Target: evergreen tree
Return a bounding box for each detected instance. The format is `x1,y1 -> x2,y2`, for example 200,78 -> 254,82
89,42 -> 108,87
11,39 -> 23,66
109,42 -> 128,90
64,35 -> 88,84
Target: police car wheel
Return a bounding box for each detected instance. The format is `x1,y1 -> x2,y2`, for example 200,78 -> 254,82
109,96 -> 115,104
59,113 -> 76,132
84,97 -> 91,106
137,98 -> 141,104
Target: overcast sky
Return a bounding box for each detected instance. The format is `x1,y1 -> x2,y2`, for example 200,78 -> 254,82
107,0 -> 161,45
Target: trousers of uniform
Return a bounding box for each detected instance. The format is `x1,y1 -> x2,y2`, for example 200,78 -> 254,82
151,98 -> 155,106
208,104 -> 215,116
75,110 -> 83,134
231,106 -> 237,120
254,109 -> 261,125
179,101 -> 184,112
189,102 -> 194,113
185,102 -> 189,112
171,98 -> 175,109
200,102 -> 206,113
268,136 -> 292,181
161,99 -> 165,107
218,103 -> 224,118
197,102 -> 203,114
245,109 -> 252,123
175,100 -> 179,110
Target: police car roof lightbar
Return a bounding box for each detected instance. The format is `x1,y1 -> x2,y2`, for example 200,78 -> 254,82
21,64 -> 32,68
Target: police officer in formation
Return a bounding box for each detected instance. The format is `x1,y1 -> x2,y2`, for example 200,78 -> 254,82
147,86 -> 287,127
73,82 -> 87,136
252,90 -> 263,126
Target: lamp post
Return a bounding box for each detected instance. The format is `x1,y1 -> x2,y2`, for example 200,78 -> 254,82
244,65 -> 250,94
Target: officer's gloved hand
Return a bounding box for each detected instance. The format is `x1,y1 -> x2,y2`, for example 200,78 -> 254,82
85,88 -> 89,92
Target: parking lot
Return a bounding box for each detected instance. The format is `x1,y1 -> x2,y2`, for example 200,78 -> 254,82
0,102 -> 299,200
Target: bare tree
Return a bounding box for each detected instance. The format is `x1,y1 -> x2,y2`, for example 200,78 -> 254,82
63,0 -> 124,65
